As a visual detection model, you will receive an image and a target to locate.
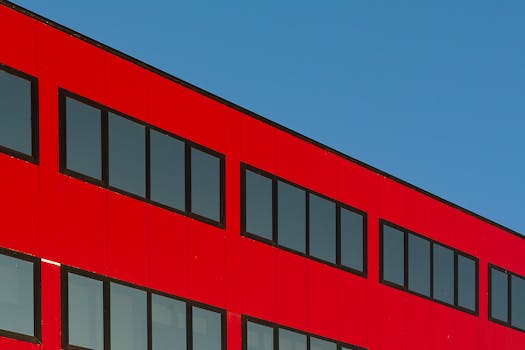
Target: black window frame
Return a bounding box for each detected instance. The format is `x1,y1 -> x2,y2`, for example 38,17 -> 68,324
0,63 -> 39,164
488,264 -> 525,333
59,89 -> 226,228
0,246 -> 41,343
379,219 -> 479,315
240,163 -> 368,277
61,265 -> 227,350
243,316 -> 366,350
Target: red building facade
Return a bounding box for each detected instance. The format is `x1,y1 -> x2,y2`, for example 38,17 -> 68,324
1,1 -> 524,349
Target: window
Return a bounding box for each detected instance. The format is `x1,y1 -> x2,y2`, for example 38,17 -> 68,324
64,97 -> 102,180
108,113 -> 146,197
244,317 -> 365,350
149,129 -> 185,211
489,265 -> 525,332
0,248 -> 40,342
380,221 -> 478,314
241,164 -> 367,275
0,65 -> 38,162
190,147 -> 222,223
62,267 -> 225,350
60,91 -> 225,226
278,182 -> 306,253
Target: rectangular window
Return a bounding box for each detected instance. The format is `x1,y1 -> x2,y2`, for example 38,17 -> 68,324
0,248 -> 40,342
149,129 -> 185,211
432,244 -> 454,304
489,267 -> 509,323
380,221 -> 478,314
108,113 -> 146,197
64,97 -> 103,180
408,233 -> 430,296
63,268 -> 226,350
244,170 -> 273,240
244,318 -> 365,350
489,265 -> 525,332
0,65 -> 38,162
381,225 -> 405,286
110,283 -> 147,350
457,254 -> 477,312
190,147 -> 223,223
67,273 -> 104,350
309,194 -> 336,263
59,90 -> 225,227
277,181 -> 307,253
152,294 -> 186,350
192,306 -> 223,350
241,164 -> 367,275
340,207 -> 365,272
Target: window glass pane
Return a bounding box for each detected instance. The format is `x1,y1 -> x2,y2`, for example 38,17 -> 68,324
310,337 -> 337,350
512,275 -> 525,330
382,225 -> 405,286
110,283 -> 147,350
309,194 -> 336,263
65,98 -> 102,179
247,321 -> 273,350
278,329 -> 306,350
408,234 -> 430,296
152,294 -> 186,350
277,182 -> 306,253
457,255 -> 477,311
0,70 -> 32,155
191,148 -> 221,222
150,130 -> 185,210
340,208 -> 364,272
108,113 -> 146,197
68,273 -> 103,350
192,307 -> 222,350
433,244 -> 454,304
490,268 -> 508,322
245,170 -> 273,240
0,254 -> 34,336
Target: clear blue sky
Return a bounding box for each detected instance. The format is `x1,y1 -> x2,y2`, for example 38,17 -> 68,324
11,0 -> 525,234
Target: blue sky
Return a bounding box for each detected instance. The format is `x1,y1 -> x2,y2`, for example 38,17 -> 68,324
12,0 -> 525,233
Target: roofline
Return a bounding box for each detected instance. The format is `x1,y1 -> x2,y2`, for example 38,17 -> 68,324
1,0 -> 522,240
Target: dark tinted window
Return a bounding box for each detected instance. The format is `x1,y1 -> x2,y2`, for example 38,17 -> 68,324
150,130 -> 185,210
309,194 -> 336,263
340,208 -> 364,272
382,225 -> 405,286
408,234 -> 430,296
192,307 -> 222,350
191,148 -> 221,222
0,253 -> 35,336
68,273 -> 103,350
0,69 -> 33,156
152,294 -> 186,350
110,283 -> 147,350
279,329 -> 307,350
247,321 -> 273,350
511,275 -> 525,330
65,97 -> 102,179
457,255 -> 476,311
433,244 -> 454,304
490,268 -> 508,323
245,170 -> 273,240
108,113 -> 146,197
277,182 -> 306,253
310,338 -> 337,350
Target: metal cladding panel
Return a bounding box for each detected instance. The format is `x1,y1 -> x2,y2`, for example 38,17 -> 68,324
0,2 -> 525,350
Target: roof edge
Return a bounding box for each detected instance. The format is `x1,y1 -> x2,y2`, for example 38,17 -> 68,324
1,0 -> 522,240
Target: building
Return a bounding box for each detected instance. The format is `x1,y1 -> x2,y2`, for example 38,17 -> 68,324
0,1 -> 524,349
